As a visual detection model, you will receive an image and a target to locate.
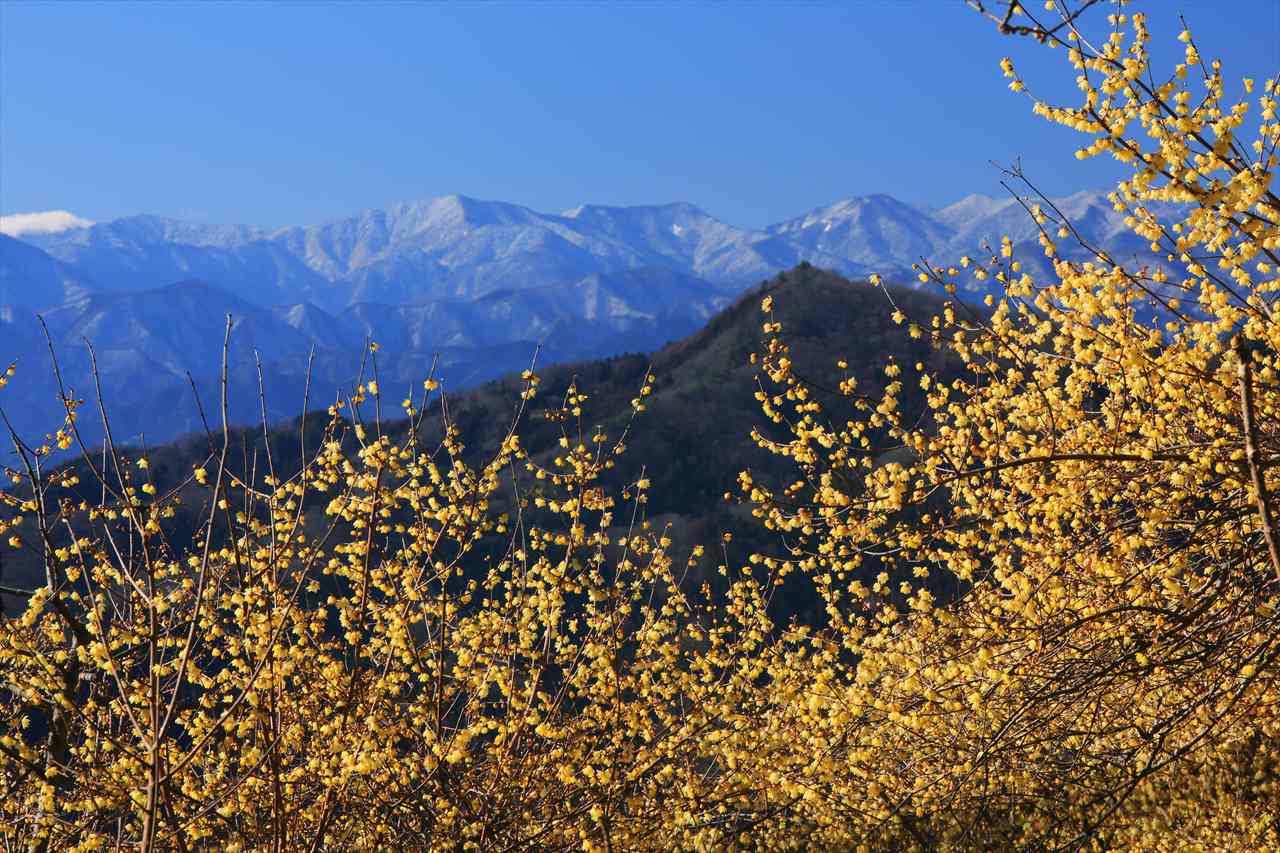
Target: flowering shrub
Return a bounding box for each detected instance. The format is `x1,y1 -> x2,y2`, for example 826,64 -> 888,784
2,2 -> 1277,849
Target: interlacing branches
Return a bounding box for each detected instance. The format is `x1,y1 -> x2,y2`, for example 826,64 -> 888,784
742,1 -> 1280,848
2,1 -> 1278,850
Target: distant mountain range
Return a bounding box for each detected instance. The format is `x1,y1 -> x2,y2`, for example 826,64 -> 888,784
0,189 -> 1160,448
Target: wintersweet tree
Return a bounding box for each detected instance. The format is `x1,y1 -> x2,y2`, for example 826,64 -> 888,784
0,342 -> 801,850
742,0 -> 1280,847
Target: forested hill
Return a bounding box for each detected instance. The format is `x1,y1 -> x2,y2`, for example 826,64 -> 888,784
2,264 -> 961,618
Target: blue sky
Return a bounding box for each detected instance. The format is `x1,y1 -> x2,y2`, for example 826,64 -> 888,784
2,0 -> 1277,229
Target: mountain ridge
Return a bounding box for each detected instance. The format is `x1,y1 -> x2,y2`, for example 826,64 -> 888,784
15,187 -> 1137,312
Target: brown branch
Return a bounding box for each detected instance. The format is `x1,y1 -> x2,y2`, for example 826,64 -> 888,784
1234,338 -> 1280,583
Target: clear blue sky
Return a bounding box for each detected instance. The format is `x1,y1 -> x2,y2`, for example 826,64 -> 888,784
2,0 -> 1277,228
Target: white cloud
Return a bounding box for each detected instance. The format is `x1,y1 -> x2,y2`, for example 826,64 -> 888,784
0,210 -> 94,237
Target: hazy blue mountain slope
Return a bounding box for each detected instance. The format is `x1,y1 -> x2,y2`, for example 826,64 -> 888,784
343,267 -> 722,360
0,281 -> 342,446
0,235 -> 97,311
25,216 -> 330,305
0,267 -> 725,448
